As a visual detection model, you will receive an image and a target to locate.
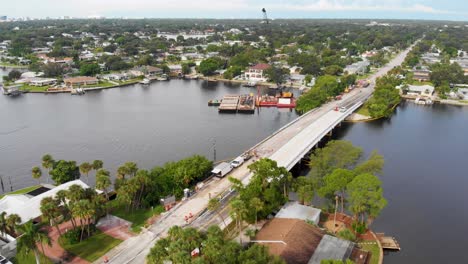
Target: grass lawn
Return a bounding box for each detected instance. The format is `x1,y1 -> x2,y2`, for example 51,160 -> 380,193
0,185 -> 40,199
59,229 -> 122,262
82,81 -> 115,88
19,84 -> 49,92
111,204 -> 164,233
120,78 -> 143,85
11,248 -> 53,264
360,242 -> 380,264
356,104 -> 371,117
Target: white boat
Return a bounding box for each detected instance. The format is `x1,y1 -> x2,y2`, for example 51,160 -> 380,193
140,78 -> 151,85
244,81 -> 257,87
156,74 -> 169,81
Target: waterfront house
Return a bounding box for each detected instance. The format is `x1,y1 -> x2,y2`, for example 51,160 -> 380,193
253,218 -> 368,264
130,65 -> 163,77
168,65 -> 183,77
101,73 -> 130,81
397,84 -> 434,97
275,202 -> 322,225
0,180 -> 95,225
245,63 -> 271,82
64,76 -> 98,87
28,77 -> 57,87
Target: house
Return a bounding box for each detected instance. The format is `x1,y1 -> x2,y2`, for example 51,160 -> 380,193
130,66 -> 163,77
345,60 -> 370,75
28,77 -> 57,87
168,65 -> 183,77
412,67 -> 431,82
421,52 -> 441,64
254,218 -> 368,264
0,180 -> 94,225
275,202 -> 322,225
397,84 -> 434,97
245,63 -> 271,82
64,76 -> 98,87
101,73 -> 129,81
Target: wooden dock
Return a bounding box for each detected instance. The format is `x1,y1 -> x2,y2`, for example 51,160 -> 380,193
376,233 -> 401,250
218,95 -> 239,112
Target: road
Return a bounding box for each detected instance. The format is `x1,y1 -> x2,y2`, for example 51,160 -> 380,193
96,42 -> 416,264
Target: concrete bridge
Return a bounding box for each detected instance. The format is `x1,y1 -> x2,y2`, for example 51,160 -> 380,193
96,42 -> 416,264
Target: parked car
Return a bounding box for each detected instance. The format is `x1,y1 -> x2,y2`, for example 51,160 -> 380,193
230,156 -> 245,168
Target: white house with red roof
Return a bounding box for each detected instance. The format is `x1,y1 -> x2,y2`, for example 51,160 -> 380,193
245,63 -> 270,82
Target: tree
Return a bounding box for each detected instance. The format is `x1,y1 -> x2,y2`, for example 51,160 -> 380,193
41,63 -> 64,77
79,63 -> 101,76
50,160 -> 80,185
95,169 -> 111,201
181,63 -> 191,75
294,176 -> 315,205
208,198 -> 226,227
230,199 -> 247,244
0,212 -> 8,237
309,140 -> 363,185
32,166 -> 42,184
319,169 -> 355,212
8,70 -> 22,81
353,151 -> 384,175
323,65 -> 343,76
347,173 -> 387,226
6,214 -> 21,236
79,162 -> 93,184
264,65 -> 289,86
250,197 -> 264,227
40,197 -> 62,236
92,160 -> 103,171
17,221 -> 51,264
199,57 -> 224,76
41,154 -> 55,183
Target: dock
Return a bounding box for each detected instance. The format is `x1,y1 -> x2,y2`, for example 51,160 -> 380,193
218,95 -> 239,112
237,94 -> 255,113
376,233 -> 401,250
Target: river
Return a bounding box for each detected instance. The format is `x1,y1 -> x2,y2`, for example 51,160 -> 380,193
2,68 -> 468,263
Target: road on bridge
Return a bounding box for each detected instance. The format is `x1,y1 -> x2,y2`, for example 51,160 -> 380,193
95,41 -> 417,264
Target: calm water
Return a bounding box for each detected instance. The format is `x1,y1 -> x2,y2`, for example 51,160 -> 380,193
0,69 -> 299,189
2,68 -> 468,263
336,102 -> 468,263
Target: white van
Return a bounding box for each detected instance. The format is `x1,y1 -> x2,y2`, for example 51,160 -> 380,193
230,156 -> 245,168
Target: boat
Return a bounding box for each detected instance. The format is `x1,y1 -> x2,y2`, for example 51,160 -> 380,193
256,95 -> 278,107
71,88 -> 85,95
244,81 -> 257,87
156,74 -> 169,81
208,99 -> 222,106
140,78 -> 151,85
3,85 -> 22,96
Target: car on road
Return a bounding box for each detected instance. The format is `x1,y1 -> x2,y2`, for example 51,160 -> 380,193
339,106 -> 347,112
230,156 -> 245,168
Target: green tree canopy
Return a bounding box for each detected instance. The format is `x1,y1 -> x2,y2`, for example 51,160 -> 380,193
50,160 -> 80,185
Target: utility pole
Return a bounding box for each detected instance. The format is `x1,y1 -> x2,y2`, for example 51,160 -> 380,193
333,195 -> 339,234
212,138 -> 217,162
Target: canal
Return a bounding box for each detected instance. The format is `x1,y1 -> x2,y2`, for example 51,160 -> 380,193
2,68 -> 468,263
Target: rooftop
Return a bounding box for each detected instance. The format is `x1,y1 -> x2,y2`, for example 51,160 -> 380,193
275,202 -> 321,222
250,63 -> 271,70
308,235 -> 355,264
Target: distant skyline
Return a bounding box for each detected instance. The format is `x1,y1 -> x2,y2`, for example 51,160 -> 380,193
3,0 -> 468,21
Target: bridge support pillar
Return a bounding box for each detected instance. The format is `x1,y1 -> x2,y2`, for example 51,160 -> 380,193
328,130 -> 333,137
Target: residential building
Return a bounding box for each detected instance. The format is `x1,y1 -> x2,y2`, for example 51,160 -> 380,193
245,63 -> 270,82
345,60 -> 370,75
64,76 -> 98,87
168,65 -> 183,76
412,67 -> 431,82
421,52 -> 441,64
397,84 -> 434,97
254,218 -> 368,264
101,73 -> 130,81
28,77 -> 57,86
130,65 -> 163,77
275,202 -> 322,225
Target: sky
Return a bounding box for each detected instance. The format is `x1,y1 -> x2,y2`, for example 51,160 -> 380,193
4,0 -> 468,21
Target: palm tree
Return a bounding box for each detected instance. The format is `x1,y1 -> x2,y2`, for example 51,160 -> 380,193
41,154 -> 54,184
250,197 -> 264,228
134,170 -> 150,209
40,197 -> 62,236
207,198 -> 226,227
92,160 -> 103,171
117,165 -> 129,179
32,167 -> 42,184
124,162 -> 138,178
6,214 -> 22,236
229,199 -> 247,244
17,221 -> 51,264
0,212 -> 8,237
95,169 -> 111,201
79,162 -> 93,185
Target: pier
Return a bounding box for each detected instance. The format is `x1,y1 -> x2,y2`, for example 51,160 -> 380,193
218,95 -> 239,112
376,233 -> 401,250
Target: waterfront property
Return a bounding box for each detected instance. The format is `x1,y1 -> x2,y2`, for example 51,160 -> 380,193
397,84 -> 434,97
275,202 -> 321,225
64,76 -> 99,87
245,63 -> 270,82
411,67 -> 431,82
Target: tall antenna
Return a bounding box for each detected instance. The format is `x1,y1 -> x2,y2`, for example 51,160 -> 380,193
262,8 -> 269,24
